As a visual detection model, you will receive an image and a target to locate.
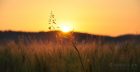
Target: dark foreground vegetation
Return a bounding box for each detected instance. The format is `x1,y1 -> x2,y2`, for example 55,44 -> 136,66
0,31 -> 140,72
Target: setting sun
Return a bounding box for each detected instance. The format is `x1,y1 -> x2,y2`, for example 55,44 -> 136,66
60,25 -> 73,33
0,0 -> 140,36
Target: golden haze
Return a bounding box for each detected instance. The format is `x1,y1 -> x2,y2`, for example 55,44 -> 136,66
0,0 -> 140,36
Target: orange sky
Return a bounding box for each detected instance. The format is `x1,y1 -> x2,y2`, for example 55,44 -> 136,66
0,0 -> 140,36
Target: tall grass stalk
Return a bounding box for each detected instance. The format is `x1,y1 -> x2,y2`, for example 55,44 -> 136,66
72,41 -> 86,72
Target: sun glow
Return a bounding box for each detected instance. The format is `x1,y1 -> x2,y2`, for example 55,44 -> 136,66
60,25 -> 73,33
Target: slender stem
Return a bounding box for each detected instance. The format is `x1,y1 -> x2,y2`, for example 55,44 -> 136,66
72,41 -> 86,72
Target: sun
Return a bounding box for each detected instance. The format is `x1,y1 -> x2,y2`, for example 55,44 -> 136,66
60,25 -> 73,33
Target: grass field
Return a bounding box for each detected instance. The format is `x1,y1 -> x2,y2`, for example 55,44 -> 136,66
0,36 -> 140,72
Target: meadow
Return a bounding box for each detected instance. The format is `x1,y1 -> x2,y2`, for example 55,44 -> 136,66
0,32 -> 140,72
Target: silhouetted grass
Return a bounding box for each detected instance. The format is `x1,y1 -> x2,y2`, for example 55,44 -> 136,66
0,39 -> 140,72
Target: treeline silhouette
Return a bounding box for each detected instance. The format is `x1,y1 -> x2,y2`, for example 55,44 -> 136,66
0,31 -> 140,44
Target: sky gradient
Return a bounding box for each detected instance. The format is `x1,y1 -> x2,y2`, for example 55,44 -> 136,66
0,0 -> 140,36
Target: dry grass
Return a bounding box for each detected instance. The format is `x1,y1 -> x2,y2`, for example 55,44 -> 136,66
0,39 -> 140,72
